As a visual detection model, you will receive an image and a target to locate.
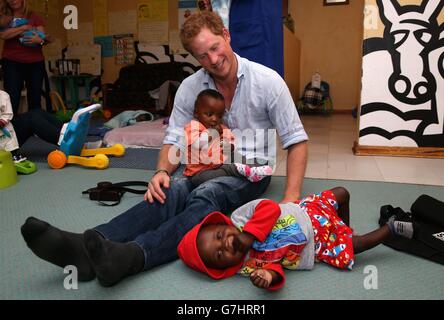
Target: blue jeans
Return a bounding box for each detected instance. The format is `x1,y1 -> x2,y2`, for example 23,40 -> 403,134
2,59 -> 46,114
94,170 -> 271,270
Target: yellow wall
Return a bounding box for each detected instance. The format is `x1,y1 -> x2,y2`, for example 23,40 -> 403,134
290,0 -> 365,110
43,0 -> 66,45
0,2 -> 302,99
284,26 -> 300,101
62,0 -> 178,84
59,1 -> 302,89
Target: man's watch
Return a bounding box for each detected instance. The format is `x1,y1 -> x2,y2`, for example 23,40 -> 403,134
154,169 -> 170,177
40,40 -> 45,46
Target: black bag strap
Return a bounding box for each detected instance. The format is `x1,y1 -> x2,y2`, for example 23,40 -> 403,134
111,181 -> 148,194
98,199 -> 122,207
82,181 -> 148,207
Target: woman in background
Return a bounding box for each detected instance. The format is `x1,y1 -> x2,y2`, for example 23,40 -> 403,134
0,0 -> 49,114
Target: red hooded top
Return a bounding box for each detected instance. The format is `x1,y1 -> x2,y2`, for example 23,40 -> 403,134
177,199 -> 286,290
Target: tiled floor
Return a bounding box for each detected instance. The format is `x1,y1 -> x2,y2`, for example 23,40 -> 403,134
273,114 -> 444,186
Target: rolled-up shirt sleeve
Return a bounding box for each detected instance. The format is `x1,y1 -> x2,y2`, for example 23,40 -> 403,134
267,76 -> 308,149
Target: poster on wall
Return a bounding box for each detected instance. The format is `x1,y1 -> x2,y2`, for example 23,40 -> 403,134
138,0 -> 169,45
169,30 -> 187,54
109,10 -> 138,36
178,0 -> 198,28
43,38 -> 62,75
94,36 -> 115,57
179,1 -> 231,28
67,22 -> 94,45
66,44 -> 102,76
114,34 -> 135,65
359,0 -> 444,148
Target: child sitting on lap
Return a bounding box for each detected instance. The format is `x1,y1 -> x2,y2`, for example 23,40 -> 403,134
178,187 -> 415,290
184,89 -> 273,186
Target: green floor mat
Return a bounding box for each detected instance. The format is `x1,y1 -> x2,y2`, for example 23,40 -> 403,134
1,166 -> 443,300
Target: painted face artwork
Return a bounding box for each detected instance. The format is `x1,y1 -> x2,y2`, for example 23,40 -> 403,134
359,0 -> 444,148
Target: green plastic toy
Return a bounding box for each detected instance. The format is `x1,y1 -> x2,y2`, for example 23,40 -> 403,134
0,150 -> 18,189
50,91 -> 75,122
15,159 -> 37,174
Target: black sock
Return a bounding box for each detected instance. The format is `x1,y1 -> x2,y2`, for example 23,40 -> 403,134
83,229 -> 145,287
20,217 -> 95,281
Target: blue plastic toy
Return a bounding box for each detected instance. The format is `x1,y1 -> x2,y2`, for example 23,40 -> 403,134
7,18 -> 46,48
47,104 -> 125,169
0,18 -> 46,48
1,127 -> 11,138
10,17 -> 28,28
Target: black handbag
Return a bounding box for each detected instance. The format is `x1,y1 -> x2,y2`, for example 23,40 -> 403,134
379,194 -> 444,265
82,181 -> 148,206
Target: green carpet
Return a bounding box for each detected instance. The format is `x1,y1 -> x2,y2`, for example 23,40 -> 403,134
1,165 -> 443,300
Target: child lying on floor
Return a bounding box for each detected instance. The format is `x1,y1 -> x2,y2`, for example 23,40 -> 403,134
178,187 -> 415,290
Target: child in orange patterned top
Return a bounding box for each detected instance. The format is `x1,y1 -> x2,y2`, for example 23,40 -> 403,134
183,89 -> 273,186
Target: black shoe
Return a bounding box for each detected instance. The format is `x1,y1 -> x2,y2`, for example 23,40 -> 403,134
379,205 -> 394,226
379,205 -> 411,226
13,154 -> 27,163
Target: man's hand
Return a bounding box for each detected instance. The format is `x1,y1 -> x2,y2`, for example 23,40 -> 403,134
232,232 -> 255,254
144,171 -> 170,204
279,195 -> 299,204
145,144 -> 180,204
250,269 -> 273,289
